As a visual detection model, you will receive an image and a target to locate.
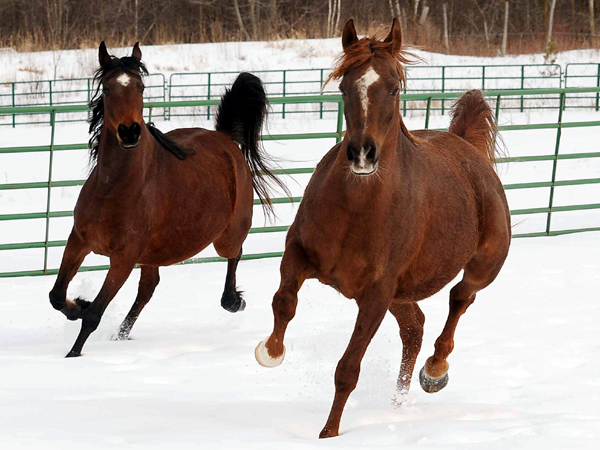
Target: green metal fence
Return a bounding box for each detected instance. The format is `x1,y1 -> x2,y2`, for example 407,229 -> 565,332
0,63 -> 586,127
565,63 -> 600,110
1,87 -> 600,278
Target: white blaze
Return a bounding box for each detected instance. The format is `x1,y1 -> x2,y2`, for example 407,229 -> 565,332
116,73 -> 131,87
356,67 -> 380,124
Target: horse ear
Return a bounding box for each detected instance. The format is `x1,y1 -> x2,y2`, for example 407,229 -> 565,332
384,18 -> 403,56
342,19 -> 359,51
132,42 -> 142,61
99,41 -> 111,68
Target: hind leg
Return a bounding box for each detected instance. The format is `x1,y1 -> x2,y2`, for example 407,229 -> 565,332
388,302 -> 425,402
220,249 -> 245,313
214,212 -> 250,313
419,248 -> 507,393
115,265 -> 160,340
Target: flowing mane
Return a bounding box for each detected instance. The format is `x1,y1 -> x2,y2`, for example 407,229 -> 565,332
324,35 -> 415,89
88,53 -> 191,163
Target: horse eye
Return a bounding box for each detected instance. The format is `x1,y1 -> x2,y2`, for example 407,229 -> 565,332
140,86 -> 145,94
102,87 -> 109,96
391,87 -> 399,97
339,86 -> 347,96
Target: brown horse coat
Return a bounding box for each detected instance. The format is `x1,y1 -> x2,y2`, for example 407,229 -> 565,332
256,19 -> 511,439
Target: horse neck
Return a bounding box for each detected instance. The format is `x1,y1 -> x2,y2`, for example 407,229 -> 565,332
95,125 -> 155,194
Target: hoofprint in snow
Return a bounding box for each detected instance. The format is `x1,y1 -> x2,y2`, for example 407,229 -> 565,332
0,232 -> 599,448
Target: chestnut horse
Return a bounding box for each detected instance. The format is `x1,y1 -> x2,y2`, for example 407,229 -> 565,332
255,19 -> 511,438
49,42 -> 286,357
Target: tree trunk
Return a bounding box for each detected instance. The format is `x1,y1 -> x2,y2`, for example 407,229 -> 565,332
591,0 -> 596,40
248,0 -> 258,40
232,0 -> 251,40
443,3 -> 449,53
502,1 -> 509,56
546,0 -> 557,50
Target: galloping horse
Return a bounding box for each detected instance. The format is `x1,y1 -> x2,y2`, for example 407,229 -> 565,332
255,19 -> 511,438
49,42 -> 286,357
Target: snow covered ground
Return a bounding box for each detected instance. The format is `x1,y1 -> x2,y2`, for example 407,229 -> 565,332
1,39 -> 600,448
0,232 -> 599,449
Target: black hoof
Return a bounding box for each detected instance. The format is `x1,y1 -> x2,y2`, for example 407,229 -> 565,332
65,350 -> 81,358
419,366 -> 449,393
221,290 -> 246,313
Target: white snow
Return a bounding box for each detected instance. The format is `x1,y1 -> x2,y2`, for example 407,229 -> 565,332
0,233 -> 599,448
1,39 -> 600,448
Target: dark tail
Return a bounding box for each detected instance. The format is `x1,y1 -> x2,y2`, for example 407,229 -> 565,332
448,90 -> 499,165
215,72 -> 289,218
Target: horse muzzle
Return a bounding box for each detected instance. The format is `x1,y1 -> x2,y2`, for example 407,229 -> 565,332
117,122 -> 141,149
347,141 -> 379,176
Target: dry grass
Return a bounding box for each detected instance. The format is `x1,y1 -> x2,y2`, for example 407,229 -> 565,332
0,21 -> 597,57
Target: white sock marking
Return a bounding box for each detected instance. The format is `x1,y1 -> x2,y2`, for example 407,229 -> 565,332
356,67 -> 380,124
116,73 -> 131,87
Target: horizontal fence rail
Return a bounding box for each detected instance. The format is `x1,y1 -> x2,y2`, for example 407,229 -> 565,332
1,87 -> 600,277
1,63 -> 598,127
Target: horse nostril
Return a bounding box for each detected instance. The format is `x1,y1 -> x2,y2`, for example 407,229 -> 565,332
346,143 -> 360,162
365,142 -> 377,161
131,122 -> 141,139
117,124 -> 128,141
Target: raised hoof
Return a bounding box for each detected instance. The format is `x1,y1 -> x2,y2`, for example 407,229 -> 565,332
255,339 -> 285,368
419,366 -> 449,393
221,291 -> 246,313
61,297 -> 91,321
319,428 -> 339,439
65,350 -> 81,358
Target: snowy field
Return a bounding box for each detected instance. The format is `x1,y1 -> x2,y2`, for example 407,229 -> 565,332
1,40 -> 600,448
0,232 -> 599,449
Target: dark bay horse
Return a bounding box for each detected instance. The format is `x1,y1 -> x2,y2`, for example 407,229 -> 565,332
49,42 -> 286,357
255,19 -> 511,438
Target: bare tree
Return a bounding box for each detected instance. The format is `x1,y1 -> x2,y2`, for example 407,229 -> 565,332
546,0 -> 558,51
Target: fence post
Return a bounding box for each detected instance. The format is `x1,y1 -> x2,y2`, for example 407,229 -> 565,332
425,97 -> 432,129
596,64 -> 600,111
441,66 -> 446,115
43,110 -> 57,274
482,66 -> 486,90
520,65 -> 525,112
319,69 -> 324,119
207,73 -> 212,120
282,70 -> 287,119
11,82 -> 15,128
336,99 -> 344,143
545,92 -> 565,236
495,94 -> 501,120
48,80 -> 53,124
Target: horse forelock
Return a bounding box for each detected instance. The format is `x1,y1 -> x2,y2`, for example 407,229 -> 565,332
324,36 -> 415,89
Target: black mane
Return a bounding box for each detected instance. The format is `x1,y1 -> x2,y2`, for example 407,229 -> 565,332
88,53 -> 191,163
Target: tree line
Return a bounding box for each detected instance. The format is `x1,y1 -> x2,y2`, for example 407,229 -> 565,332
0,0 -> 597,54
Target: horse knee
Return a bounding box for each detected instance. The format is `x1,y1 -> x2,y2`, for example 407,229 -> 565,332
49,289 -> 65,310
272,290 -> 297,322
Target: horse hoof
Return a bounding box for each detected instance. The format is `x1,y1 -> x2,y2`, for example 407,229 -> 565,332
65,350 -> 81,358
419,366 -> 449,393
319,428 -> 339,439
221,291 -> 245,313
255,339 -> 285,368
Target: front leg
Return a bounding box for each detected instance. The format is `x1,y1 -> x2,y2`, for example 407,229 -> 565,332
66,255 -> 136,357
319,283 -> 392,439
49,229 -> 91,320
